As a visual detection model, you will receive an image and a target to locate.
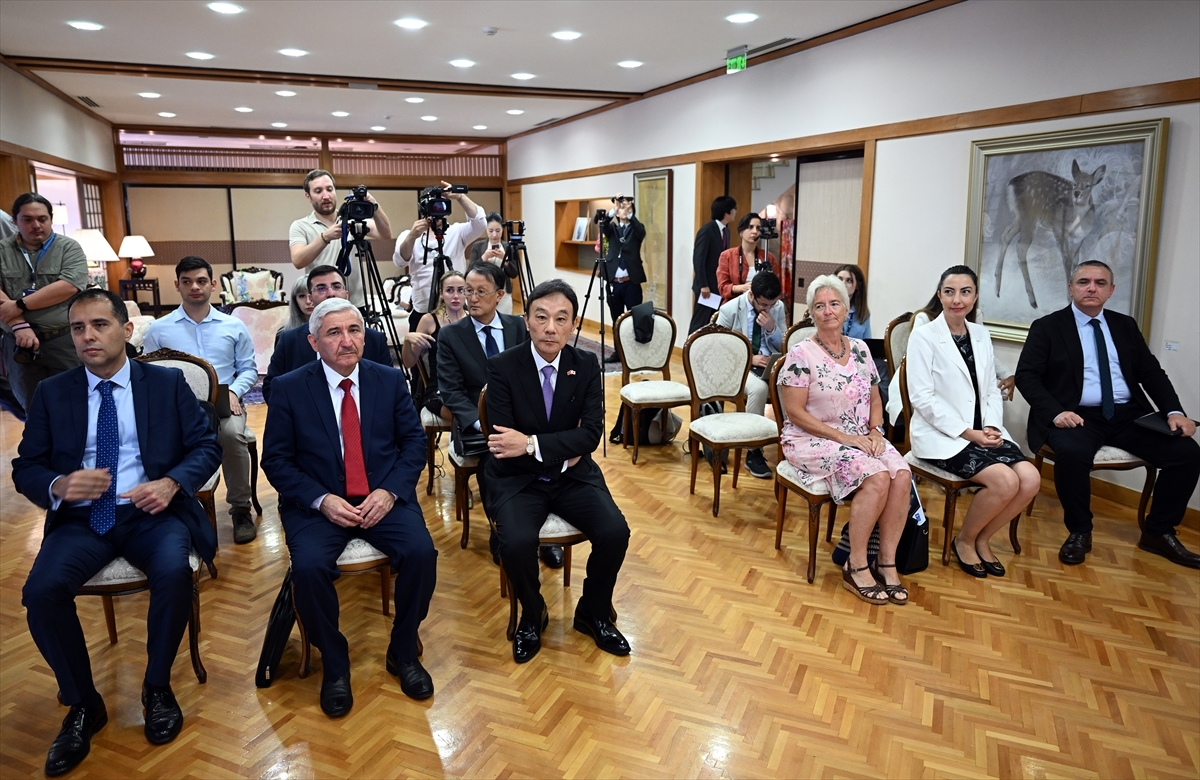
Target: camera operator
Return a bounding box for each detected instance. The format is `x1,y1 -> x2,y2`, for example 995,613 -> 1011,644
289,169 -> 392,309
468,212 -> 519,315
600,193 -> 646,362
393,181 -> 485,332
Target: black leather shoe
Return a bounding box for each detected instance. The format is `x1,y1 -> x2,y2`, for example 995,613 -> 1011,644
603,351 -> 621,364
141,683 -> 183,745
45,701 -> 107,777
1138,533 -> 1200,569
1059,532 -> 1092,565
232,509 -> 257,544
513,608 -> 549,664
386,648 -> 434,700
573,611 -> 631,656
540,544 -> 565,569
951,537 -> 987,578
320,672 -> 353,718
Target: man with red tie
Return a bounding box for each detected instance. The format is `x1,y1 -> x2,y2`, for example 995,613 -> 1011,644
262,298 -> 437,717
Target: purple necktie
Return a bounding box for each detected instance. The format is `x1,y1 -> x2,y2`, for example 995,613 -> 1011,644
541,365 -> 555,420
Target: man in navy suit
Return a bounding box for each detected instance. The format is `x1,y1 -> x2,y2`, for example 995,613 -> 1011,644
262,297 -> 436,716
12,289 -> 221,777
483,279 -> 631,664
688,195 -> 737,334
263,264 -> 393,403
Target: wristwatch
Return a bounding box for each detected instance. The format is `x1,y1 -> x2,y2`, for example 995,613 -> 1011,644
16,297 -> 29,312
525,436 -> 535,456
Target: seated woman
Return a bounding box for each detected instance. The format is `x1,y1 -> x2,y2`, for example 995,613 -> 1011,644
778,275 -> 912,605
285,276 -> 315,330
401,270 -> 467,424
905,265 -> 1040,578
716,213 -> 775,303
834,264 -> 871,339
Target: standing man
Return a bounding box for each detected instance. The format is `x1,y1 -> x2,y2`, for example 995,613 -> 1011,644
689,196 -> 737,334
0,194 -> 88,413
601,194 -> 646,362
483,279 -> 631,663
289,169 -> 392,310
1016,260 -> 1200,568
13,289 -> 221,776
262,298 -> 437,715
142,257 -> 259,544
263,264 -> 393,403
394,182 -> 485,333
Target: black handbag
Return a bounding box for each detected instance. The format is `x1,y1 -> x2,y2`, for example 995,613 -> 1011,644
255,569 -> 296,688
895,477 -> 929,575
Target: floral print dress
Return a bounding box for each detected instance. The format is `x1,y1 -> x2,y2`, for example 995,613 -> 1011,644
777,338 -> 908,502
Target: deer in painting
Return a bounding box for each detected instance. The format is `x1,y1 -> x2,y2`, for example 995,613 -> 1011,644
994,159 -> 1105,309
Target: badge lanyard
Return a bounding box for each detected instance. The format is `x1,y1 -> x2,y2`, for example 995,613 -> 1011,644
18,233 -> 55,289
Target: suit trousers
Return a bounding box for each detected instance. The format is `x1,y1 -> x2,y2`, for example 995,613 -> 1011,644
218,413 -> 253,514
1045,403 -> 1200,535
493,477 -> 629,623
606,278 -> 642,324
22,505 -> 194,705
286,503 -> 437,678
745,371 -> 768,417
688,297 -> 718,334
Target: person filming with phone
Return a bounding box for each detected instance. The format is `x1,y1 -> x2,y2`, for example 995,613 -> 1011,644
468,212 -> 519,315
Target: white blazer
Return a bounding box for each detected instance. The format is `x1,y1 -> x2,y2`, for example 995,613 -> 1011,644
905,314 -> 1010,460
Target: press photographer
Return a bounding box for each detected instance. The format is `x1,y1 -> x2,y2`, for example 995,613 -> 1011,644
393,181 -> 485,332
468,212 -> 520,315
598,193 -> 646,362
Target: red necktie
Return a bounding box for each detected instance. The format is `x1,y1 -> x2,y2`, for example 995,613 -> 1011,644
339,378 -> 370,498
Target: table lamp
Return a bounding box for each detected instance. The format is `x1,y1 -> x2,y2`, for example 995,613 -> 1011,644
119,235 -> 155,279
72,229 -> 120,289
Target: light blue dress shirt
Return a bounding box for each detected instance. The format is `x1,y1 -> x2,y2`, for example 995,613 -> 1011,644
143,305 -> 258,397
473,314 -> 506,355
745,304 -> 782,355
1071,304 -> 1131,407
842,308 -> 872,339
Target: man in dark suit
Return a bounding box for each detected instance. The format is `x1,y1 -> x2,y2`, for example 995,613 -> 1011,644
688,195 -> 738,334
262,297 -> 437,716
483,279 -> 632,663
601,194 -> 646,360
263,264 -> 393,403
12,289 -> 221,776
1016,260 -> 1199,568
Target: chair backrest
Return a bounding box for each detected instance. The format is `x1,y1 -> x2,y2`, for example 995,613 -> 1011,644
884,311 -> 914,378
897,356 -> 912,452
682,324 -> 752,414
228,302 -> 291,375
221,267 -> 285,304
137,348 -> 218,404
784,323 -> 816,353
613,309 -> 677,382
477,384 -> 490,435
709,308 -> 720,325
767,357 -> 788,436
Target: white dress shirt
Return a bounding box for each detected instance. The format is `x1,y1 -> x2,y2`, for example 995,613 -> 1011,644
1071,304 -> 1131,406
394,210 -> 487,314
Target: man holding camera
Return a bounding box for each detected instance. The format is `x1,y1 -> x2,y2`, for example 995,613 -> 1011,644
468,212 -> 520,316
0,194 -> 88,414
393,182 -> 485,332
289,169 -> 392,310
600,194 -> 646,362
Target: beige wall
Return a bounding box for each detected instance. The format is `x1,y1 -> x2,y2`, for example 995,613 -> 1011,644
0,64 -> 116,173
127,187 -> 230,241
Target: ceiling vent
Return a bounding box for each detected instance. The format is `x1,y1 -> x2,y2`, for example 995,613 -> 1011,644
76,96 -> 101,108
746,38 -> 797,57
533,117 -> 561,127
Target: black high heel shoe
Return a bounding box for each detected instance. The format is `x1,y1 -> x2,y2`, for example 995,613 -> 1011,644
951,537 -> 987,578
975,542 -> 1005,577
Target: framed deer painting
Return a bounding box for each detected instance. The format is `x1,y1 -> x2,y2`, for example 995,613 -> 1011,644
965,119 -> 1168,342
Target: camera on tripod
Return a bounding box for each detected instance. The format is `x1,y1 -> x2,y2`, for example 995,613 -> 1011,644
758,216 -> 779,241
503,219 -> 525,246
339,185 -> 377,223
592,208 -> 610,227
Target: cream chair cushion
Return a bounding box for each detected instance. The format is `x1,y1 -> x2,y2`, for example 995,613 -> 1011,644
336,538 -> 389,566
620,380 -> 691,405
690,412 -> 778,443
776,460 -> 831,494
541,514 -> 582,540
83,551 -> 201,588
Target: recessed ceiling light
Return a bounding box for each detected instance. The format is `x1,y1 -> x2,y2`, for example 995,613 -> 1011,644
552,31 -> 581,41
726,12 -> 758,24
405,97 -> 425,103
186,52 -> 215,60
259,134 -> 266,139
138,92 -> 161,99
617,60 -> 643,68
234,106 -> 253,112
371,126 -> 386,131
271,122 -> 288,128
207,2 -> 243,13
331,111 -> 349,117
336,138 -> 343,142
68,21 -> 103,31
506,109 -> 524,115
279,48 -> 308,57
421,116 -> 437,122
511,73 -> 535,80
275,90 -> 296,97
459,141 -> 467,146
157,112 -> 177,118
449,59 -> 475,68
473,125 -> 488,130
367,139 -> 375,144
285,136 -> 292,140
394,18 -> 427,30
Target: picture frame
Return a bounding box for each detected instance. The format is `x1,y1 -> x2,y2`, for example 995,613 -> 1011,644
571,217 -> 589,242
964,118 -> 1168,343
633,169 -> 673,314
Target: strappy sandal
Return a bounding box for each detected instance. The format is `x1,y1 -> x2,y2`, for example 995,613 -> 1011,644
842,563 -> 889,605
869,560 -> 909,605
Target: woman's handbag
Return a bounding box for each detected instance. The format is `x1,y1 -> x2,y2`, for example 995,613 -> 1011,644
831,477 -> 928,575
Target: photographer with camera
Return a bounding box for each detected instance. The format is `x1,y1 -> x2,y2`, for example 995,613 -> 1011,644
598,194 -> 646,362
289,170 -> 392,310
468,212 -> 520,315
393,181 -> 485,333
716,213 -> 776,305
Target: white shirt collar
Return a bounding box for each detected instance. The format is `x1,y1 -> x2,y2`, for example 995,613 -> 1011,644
86,358 -> 132,392
1071,303 -> 1107,327
530,341 -> 561,373
321,359 -> 360,391
472,313 -> 500,331
170,304 -> 219,324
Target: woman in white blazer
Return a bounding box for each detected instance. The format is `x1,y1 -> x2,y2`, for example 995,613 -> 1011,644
906,266 -> 1040,578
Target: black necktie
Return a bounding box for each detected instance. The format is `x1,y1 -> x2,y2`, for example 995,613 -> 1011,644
482,325 -> 499,358
721,225 -> 729,249
1088,319 -> 1115,419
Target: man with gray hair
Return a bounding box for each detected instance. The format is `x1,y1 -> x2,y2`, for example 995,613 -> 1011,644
263,297 -> 437,716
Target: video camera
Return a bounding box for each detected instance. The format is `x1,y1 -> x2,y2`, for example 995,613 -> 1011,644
339,185 -> 377,223
503,219 -> 525,246
758,217 -> 779,241
418,184 -> 468,219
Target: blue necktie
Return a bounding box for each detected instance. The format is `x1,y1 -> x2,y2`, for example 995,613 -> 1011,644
483,325 -> 499,358
90,381 -> 118,535
1088,319 -> 1115,420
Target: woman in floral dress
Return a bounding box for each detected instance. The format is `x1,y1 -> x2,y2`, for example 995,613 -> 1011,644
778,275 -> 912,605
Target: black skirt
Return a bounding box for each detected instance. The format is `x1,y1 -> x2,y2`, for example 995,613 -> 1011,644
930,440 -> 1025,479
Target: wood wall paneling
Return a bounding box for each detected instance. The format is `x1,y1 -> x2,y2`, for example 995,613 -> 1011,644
857,139 -> 876,274
726,162 -> 753,231
0,153 -> 34,215
99,179 -> 128,289
694,161 -> 727,244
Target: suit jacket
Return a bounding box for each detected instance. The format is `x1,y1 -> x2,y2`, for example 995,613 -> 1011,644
1015,305 -> 1183,452
692,220 -> 727,295
906,315 -> 1010,460
715,292 -> 787,350
481,343 -> 609,511
263,323 -> 393,403
12,361 -> 222,561
436,313 -> 527,450
261,358 -> 426,535
602,217 -> 646,286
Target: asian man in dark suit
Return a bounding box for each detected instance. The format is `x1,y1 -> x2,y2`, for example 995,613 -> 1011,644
483,279 -> 631,664
263,265 -> 393,403
1016,260 -> 1199,568
688,195 -> 737,334
12,289 -> 221,777
261,297 -> 437,717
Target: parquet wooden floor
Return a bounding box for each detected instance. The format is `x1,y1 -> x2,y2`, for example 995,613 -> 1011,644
1,348 -> 1197,779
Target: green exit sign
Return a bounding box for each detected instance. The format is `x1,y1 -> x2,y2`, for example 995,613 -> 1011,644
726,45 -> 747,74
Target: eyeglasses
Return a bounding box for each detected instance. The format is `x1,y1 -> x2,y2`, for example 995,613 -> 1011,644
465,288 -> 499,299
311,282 -> 346,295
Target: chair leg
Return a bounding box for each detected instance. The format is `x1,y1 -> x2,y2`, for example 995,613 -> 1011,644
1026,454 -> 1044,517
292,581 -> 311,679
609,603 -> 618,623
189,575 -> 207,684
622,403 -> 632,450
731,449 -> 742,489
827,502 -> 838,543
380,568 -> 391,617
499,562 -> 508,599
102,595 -> 118,645
632,406 -> 642,465
689,436 -> 700,494
1137,467 -> 1157,531
711,447 -> 724,516
458,469 -> 470,549
505,573 -> 519,642
248,440 -> 263,517
941,489 -> 960,566
1009,513 -> 1022,555
417,635 -> 423,657
426,431 -> 436,496
775,482 -> 788,550
563,544 -> 572,588
807,500 -> 821,584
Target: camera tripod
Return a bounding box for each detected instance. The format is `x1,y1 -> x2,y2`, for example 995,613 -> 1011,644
417,224 -> 453,315
336,219 -> 403,358
504,222 -> 536,303
574,229 -> 613,457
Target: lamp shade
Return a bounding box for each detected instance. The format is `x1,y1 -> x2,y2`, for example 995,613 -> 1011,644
118,235 -> 155,259
53,204 -> 69,226
72,229 -> 120,263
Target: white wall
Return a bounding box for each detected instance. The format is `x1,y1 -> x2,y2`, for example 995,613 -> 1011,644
0,65 -> 115,173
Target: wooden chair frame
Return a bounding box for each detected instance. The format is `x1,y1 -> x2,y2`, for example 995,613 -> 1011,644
1020,445 -> 1156,534
292,552 -> 396,679
883,312 -> 914,451
613,310 -> 690,464
416,353 -> 452,496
